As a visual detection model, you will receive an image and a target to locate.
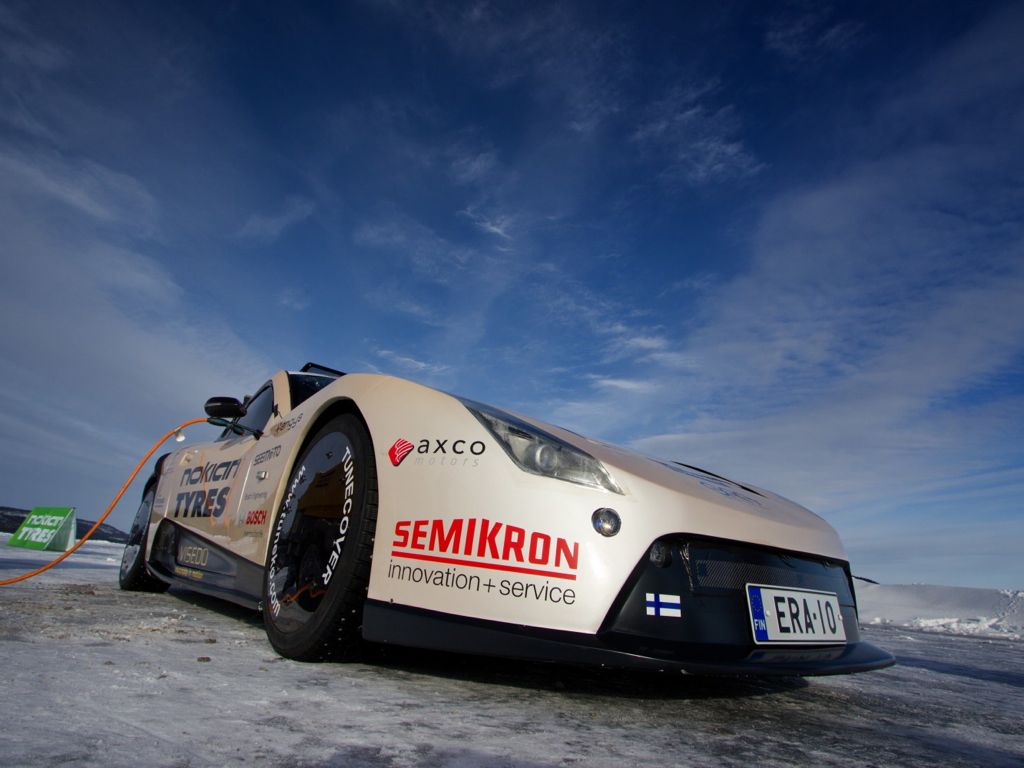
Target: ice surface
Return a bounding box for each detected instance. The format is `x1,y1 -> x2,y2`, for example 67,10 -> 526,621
1,536 -> 1022,767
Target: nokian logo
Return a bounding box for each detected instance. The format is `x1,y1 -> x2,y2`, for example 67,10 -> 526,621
388,437 -> 486,468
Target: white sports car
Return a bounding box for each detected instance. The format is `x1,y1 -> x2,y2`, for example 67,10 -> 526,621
120,364 -> 894,675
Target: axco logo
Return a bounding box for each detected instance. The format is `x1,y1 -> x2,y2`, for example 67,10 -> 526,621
388,437 -> 486,468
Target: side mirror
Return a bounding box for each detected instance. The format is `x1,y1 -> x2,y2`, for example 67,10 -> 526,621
204,396 -> 246,419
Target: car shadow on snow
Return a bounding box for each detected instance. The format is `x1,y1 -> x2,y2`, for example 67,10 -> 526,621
895,655 -> 1024,688
362,644 -> 809,700
165,587 -> 264,626
160,589 -> 807,699
292,745 -> 560,768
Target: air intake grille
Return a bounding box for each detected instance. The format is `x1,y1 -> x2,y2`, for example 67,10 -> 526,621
679,539 -> 854,604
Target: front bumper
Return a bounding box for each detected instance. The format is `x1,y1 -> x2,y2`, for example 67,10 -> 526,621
364,536 -> 895,676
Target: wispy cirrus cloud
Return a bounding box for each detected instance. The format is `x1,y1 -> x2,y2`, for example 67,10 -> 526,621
406,3 -> 630,134
626,145 -> 1024,491
449,148 -> 498,185
631,83 -> 762,185
459,205 -> 516,240
457,3 -> 1024,590
277,287 -> 310,312
0,146 -> 271,519
364,284 -> 446,327
0,150 -> 158,234
354,207 -> 475,283
0,4 -> 272,529
88,243 -> 184,309
590,376 -> 658,394
236,196 -> 315,241
374,348 -> 449,377
0,4 -> 68,141
765,6 -> 864,62
351,200 -> 530,384
1,0 -> 1020,591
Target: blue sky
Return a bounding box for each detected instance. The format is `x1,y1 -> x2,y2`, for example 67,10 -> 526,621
1,1 -> 1022,589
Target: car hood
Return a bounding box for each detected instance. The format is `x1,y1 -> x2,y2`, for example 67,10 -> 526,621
511,409 -> 848,562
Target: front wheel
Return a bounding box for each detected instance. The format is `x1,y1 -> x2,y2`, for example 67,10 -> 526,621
262,413 -> 378,661
119,486 -> 169,592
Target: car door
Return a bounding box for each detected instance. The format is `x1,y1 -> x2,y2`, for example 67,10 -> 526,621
172,382 -> 277,551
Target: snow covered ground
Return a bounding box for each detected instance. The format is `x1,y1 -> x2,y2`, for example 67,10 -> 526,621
857,582 -> 1024,640
1,536 -> 1022,767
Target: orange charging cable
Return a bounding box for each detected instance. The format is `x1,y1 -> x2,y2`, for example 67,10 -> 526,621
0,417 -> 209,586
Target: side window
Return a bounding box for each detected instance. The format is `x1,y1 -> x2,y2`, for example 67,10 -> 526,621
287,373 -> 335,408
236,385 -> 275,434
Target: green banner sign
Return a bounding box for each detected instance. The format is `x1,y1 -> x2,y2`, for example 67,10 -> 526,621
8,507 -> 76,551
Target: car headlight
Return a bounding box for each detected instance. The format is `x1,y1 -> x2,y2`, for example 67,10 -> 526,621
461,399 -> 623,494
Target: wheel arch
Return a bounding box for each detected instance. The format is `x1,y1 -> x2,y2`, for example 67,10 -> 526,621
257,395 -> 380,567
144,451 -> 172,494
298,396 -> 377,463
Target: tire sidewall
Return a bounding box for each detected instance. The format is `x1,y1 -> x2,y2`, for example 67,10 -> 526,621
119,486 -> 154,587
262,413 -> 376,658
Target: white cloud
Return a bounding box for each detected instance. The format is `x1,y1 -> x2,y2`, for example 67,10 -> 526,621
460,206 -> 515,240
659,274 -> 718,298
278,287 -> 310,312
449,150 -> 497,185
0,6 -> 283,532
375,348 -> 449,377
236,196 -> 315,241
631,86 -> 762,185
0,7 -> 67,71
0,151 -> 158,234
880,2 -> 1024,129
0,5 -> 68,141
354,208 -> 475,284
415,4 -> 628,133
364,284 -> 445,327
352,220 -> 406,248
515,12 -> 1024,592
622,335 -> 668,352
591,377 -> 657,394
87,244 -> 184,309
0,148 -> 269,531
353,208 -> 524,369
625,175 -> 1024,507
765,9 -> 863,62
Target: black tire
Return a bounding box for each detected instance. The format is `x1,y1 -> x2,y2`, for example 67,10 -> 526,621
262,413 -> 378,661
119,485 -> 170,592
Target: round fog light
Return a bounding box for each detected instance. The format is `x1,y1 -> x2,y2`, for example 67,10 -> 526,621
592,508 -> 621,537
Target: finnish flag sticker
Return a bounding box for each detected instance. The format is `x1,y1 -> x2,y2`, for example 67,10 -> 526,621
645,593 -> 682,618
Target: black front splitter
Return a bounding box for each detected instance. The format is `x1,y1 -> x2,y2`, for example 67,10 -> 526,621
362,601 -> 895,677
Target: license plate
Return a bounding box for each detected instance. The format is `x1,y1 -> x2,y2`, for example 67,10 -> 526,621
746,584 -> 846,645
